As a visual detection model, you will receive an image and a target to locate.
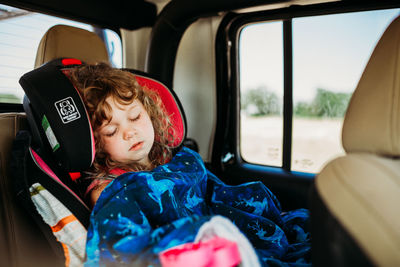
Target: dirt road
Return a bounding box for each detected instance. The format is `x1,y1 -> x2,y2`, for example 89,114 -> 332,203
240,115 -> 345,173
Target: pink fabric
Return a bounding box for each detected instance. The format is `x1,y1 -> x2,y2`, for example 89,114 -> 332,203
31,149 -> 61,182
159,236 -> 241,267
109,168 -> 127,176
30,148 -> 87,207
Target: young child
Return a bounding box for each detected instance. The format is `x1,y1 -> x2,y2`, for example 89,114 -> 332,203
70,63 -> 311,267
70,63 -> 175,206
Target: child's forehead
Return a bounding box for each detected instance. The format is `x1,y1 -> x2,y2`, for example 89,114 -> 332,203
106,96 -> 140,111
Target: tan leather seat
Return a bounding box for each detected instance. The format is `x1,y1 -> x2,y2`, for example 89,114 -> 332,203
311,15 -> 400,267
0,113 -> 64,266
35,24 -> 109,67
0,25 -> 109,266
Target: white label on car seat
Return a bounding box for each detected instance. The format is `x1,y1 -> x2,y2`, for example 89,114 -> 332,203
54,97 -> 81,124
42,115 -> 60,152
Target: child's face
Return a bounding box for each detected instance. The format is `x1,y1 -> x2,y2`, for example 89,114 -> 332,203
98,97 -> 155,166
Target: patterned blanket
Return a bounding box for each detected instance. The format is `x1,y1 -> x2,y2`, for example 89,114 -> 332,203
85,147 -> 311,266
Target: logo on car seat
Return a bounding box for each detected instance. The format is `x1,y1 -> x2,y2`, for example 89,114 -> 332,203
55,97 -> 81,123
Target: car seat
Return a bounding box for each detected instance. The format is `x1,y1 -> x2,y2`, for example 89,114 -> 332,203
311,15 -> 400,266
0,24 -> 186,267
14,56 -> 186,266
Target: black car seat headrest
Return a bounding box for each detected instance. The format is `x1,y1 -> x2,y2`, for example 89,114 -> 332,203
21,58 -> 94,172
20,58 -> 186,174
20,58 -> 94,172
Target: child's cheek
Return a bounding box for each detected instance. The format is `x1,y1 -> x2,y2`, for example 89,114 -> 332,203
103,138 -> 116,152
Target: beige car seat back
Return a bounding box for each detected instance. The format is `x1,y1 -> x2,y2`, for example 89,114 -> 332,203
311,15 -> 400,267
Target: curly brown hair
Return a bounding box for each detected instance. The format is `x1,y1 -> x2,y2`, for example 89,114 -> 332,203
69,62 -> 174,178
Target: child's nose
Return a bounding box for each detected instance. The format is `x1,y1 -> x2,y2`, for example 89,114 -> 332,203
123,129 -> 135,140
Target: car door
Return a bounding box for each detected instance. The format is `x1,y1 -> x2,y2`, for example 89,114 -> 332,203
211,1 -> 400,210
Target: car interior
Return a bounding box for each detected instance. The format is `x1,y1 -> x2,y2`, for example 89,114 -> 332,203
0,0 -> 399,266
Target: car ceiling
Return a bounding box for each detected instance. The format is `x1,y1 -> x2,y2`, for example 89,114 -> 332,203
0,0 -> 158,30
0,0 -> 342,31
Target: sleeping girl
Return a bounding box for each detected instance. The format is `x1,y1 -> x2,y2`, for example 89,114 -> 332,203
70,63 -> 311,266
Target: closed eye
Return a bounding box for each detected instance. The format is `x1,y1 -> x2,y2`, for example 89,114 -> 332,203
104,128 -> 117,137
129,113 -> 141,122
105,130 -> 116,137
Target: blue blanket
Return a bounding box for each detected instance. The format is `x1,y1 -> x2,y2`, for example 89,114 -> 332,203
85,147 -> 311,266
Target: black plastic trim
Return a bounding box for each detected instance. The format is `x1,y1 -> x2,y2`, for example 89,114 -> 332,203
212,12 -> 238,176
0,103 -> 24,113
145,0 -> 288,88
283,19 -> 293,171
0,0 -> 157,31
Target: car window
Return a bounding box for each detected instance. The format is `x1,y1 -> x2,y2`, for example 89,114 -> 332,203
240,21 -> 283,167
0,4 -> 122,104
239,8 -> 400,173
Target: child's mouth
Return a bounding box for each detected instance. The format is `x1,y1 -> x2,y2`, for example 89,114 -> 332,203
130,142 -> 143,151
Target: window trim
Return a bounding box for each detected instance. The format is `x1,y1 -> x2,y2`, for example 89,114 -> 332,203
283,19 -> 293,170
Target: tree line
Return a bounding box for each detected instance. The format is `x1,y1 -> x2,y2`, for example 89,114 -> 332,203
241,86 -> 352,118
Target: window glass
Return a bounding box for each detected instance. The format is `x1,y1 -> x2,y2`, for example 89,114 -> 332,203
0,4 -> 122,104
239,21 -> 283,167
239,8 -> 400,173
104,29 -> 123,68
292,9 -> 400,173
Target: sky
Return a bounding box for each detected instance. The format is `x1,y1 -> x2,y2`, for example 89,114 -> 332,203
239,8 -> 400,102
